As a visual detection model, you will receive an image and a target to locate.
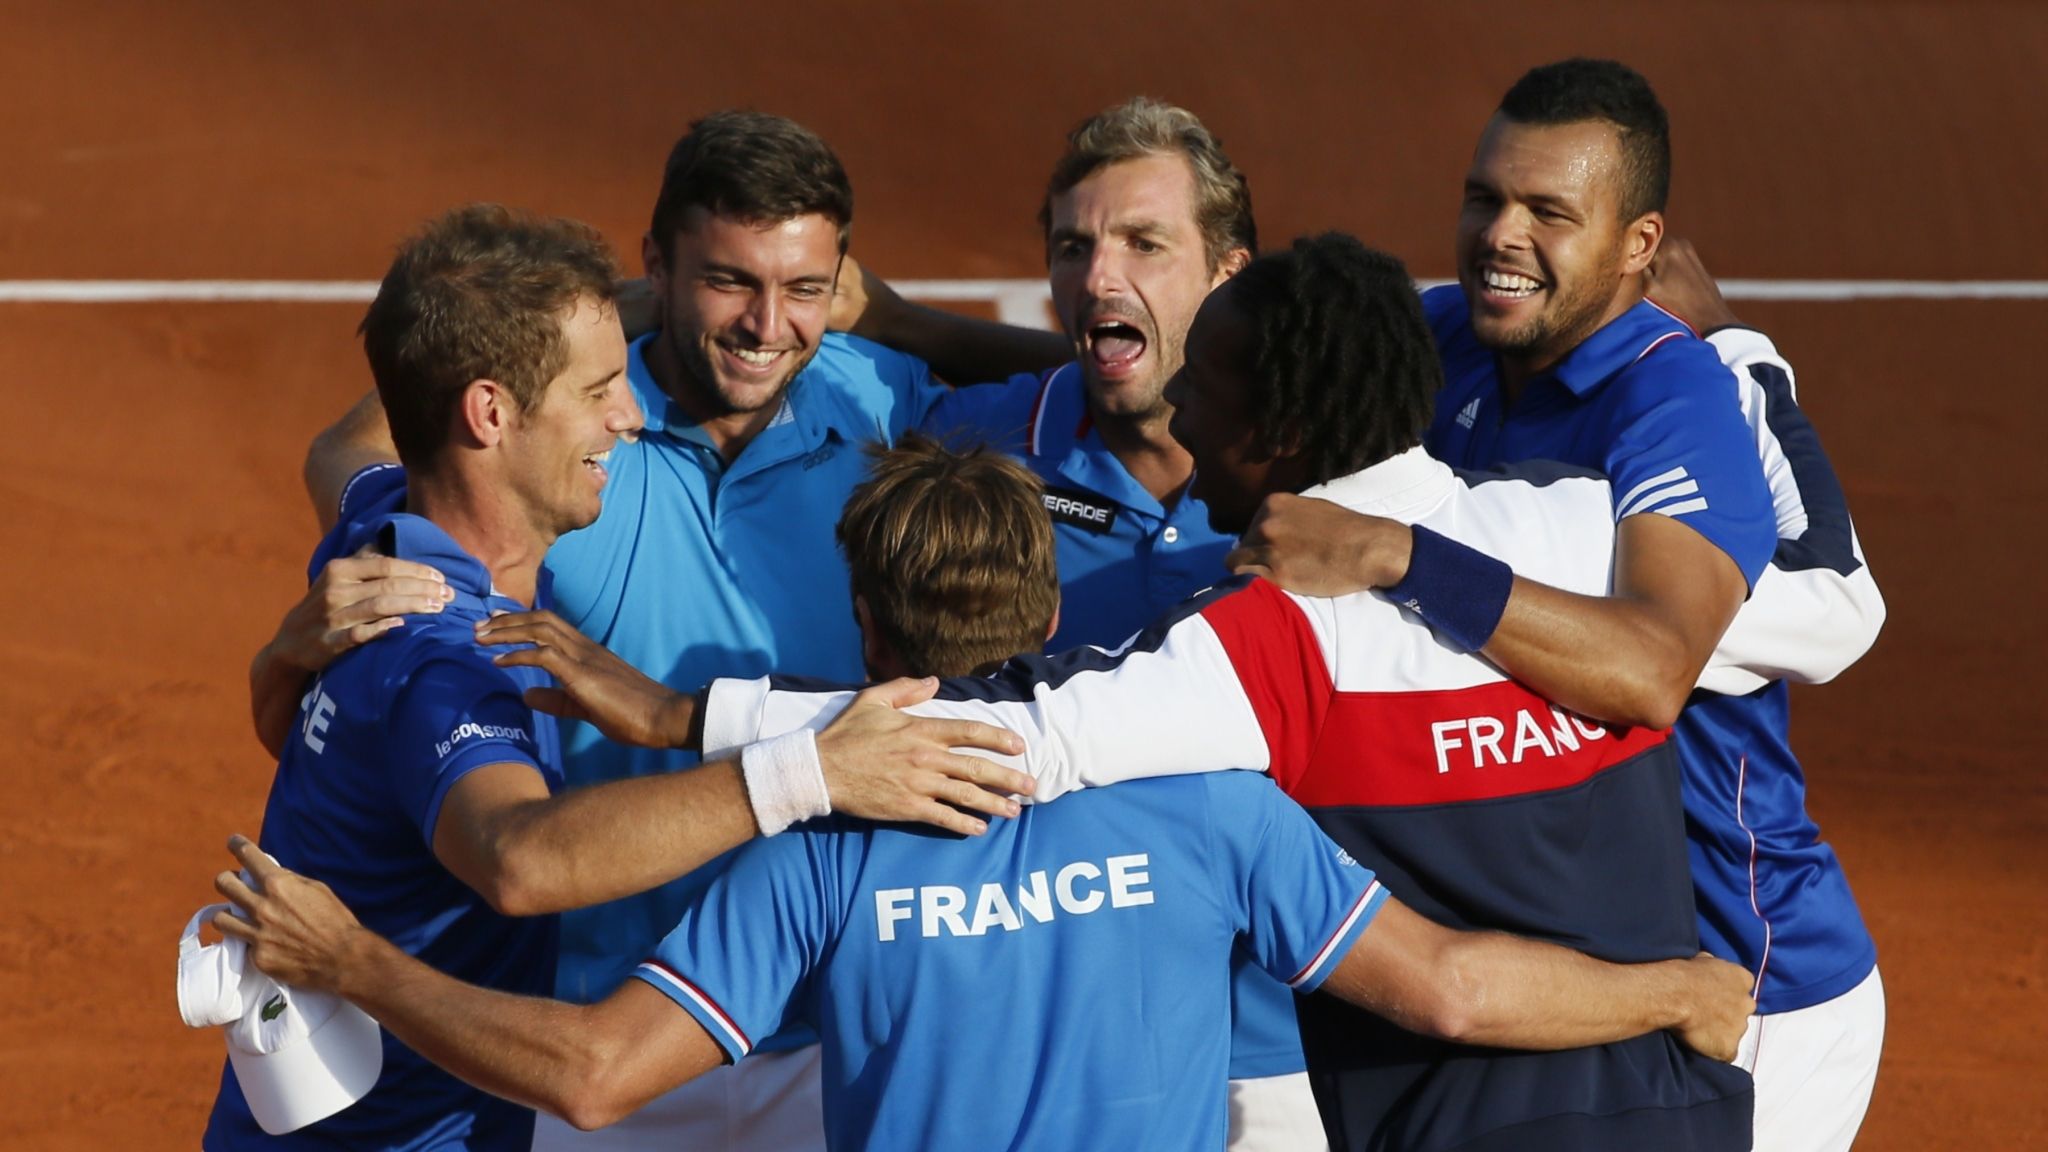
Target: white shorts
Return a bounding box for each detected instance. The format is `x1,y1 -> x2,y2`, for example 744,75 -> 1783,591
1739,965 -> 1885,1152
1227,1072 -> 1330,1152
529,1042 -> 826,1152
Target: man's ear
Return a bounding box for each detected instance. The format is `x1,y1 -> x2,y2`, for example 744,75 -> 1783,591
1211,246 -> 1252,288
1620,211 -> 1665,277
457,379 -> 514,448
854,595 -> 885,674
641,233 -> 669,293
1044,598 -> 1061,647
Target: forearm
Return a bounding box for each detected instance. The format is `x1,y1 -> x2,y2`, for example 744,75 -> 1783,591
332,928 -> 615,1123
485,759 -> 756,915
861,299 -> 1070,385
249,641 -> 308,758
306,390 -> 400,531
1427,932 -> 1693,1050
1482,578 -> 1702,730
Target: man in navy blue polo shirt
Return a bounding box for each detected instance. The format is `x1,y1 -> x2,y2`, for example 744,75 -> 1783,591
1228,62 -> 1886,1152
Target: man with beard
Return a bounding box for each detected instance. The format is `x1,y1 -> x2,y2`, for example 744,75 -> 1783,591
262,113 -> 1047,1152
836,97 -> 1253,654
1229,61 -> 1886,1152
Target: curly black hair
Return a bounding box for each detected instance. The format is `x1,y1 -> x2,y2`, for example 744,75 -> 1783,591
1225,233 -> 1440,485
1499,58 -> 1670,222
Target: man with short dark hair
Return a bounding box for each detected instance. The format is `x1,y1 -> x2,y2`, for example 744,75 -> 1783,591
209,427 -> 1757,1152
1231,60 -> 1887,1152
204,205 -> 1028,1151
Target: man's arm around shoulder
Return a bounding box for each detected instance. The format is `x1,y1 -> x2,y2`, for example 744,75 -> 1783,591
306,390 -> 399,533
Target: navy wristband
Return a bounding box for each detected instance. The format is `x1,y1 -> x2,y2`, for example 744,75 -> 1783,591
1383,525 -> 1514,653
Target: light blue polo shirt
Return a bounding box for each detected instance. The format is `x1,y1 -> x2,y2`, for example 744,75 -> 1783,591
540,332 -> 943,1002
923,363 -> 1236,652
637,771 -> 1384,1152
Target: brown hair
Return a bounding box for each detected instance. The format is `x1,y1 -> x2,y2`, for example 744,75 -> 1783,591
1038,96 -> 1257,271
360,204 -> 619,469
649,110 -> 854,260
836,434 -> 1059,677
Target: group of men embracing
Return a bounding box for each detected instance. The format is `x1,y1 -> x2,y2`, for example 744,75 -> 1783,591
201,55 -> 1886,1152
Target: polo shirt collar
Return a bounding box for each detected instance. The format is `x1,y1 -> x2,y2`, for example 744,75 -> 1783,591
1031,362 -> 1168,517
1543,298 -> 1695,397
1298,446 -> 1454,521
337,510 -> 539,612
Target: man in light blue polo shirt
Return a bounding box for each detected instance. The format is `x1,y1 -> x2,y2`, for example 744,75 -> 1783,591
260,113 -> 1045,1151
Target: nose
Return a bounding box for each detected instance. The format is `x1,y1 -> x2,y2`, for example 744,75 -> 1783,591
609,380 -> 645,434
735,289 -> 782,346
1083,244 -> 1129,303
1477,203 -> 1531,256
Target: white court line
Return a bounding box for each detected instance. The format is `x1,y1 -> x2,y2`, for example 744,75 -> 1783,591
2,278 -> 2045,330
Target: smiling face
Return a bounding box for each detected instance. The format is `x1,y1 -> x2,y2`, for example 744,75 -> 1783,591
1455,116 -> 1662,378
500,294 -> 639,537
1163,285 -> 1290,535
645,206 -> 841,429
1047,154 -> 1241,424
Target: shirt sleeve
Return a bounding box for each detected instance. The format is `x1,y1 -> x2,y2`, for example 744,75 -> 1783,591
703,575 -> 1337,803
1202,773 -> 1387,994
1699,327 -> 1886,693
630,832 -> 831,1062
917,370 -> 1042,450
383,655 -> 549,845
1605,340 -> 1780,589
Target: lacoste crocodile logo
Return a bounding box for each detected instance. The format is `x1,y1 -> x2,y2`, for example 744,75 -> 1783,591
261,994 -> 287,1022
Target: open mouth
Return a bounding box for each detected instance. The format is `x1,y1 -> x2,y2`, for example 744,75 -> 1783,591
1085,318 -> 1148,375
1478,267 -> 1544,301
581,447 -> 611,483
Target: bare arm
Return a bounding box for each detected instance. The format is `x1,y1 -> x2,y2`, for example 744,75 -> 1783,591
212,838 -> 720,1131
1231,501 -> 1743,730
832,257 -> 1070,385
306,390 -> 399,532
1323,895 -> 1754,1059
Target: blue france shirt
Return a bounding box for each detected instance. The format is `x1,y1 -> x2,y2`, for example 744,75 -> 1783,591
204,465 -> 562,1152
636,772 -> 1385,1152
543,333 -> 942,1004
1423,287 -> 1870,1013
925,361 -> 1299,1081
923,363 -> 1236,652
1422,286 -> 1777,588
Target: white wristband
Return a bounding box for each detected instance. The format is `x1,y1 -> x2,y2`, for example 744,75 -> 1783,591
740,728 -> 830,836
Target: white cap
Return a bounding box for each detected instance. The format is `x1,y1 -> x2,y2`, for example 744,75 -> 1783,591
179,902 -> 384,1134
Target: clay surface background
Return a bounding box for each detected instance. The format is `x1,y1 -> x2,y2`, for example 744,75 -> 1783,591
2,4 -> 2041,1148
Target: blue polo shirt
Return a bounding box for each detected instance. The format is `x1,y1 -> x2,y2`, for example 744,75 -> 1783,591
636,772 -> 1385,1152
926,362 -> 1297,1082
1423,287 -> 1776,587
543,332 -> 943,1003
1423,287 -> 1870,1013
205,464 -> 561,1151
923,363 -> 1236,651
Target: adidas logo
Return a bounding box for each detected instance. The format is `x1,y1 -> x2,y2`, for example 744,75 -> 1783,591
1455,398 -> 1481,429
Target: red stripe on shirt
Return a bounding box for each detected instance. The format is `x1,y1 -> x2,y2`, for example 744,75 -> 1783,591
640,959 -> 753,1053
1285,679 -> 1667,808
1197,579 -> 1333,792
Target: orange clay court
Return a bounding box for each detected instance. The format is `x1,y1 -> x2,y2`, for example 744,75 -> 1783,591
1,4 -> 2042,1149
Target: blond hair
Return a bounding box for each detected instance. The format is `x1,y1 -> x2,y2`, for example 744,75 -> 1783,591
1039,96 -> 1257,271
836,434 -> 1059,677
